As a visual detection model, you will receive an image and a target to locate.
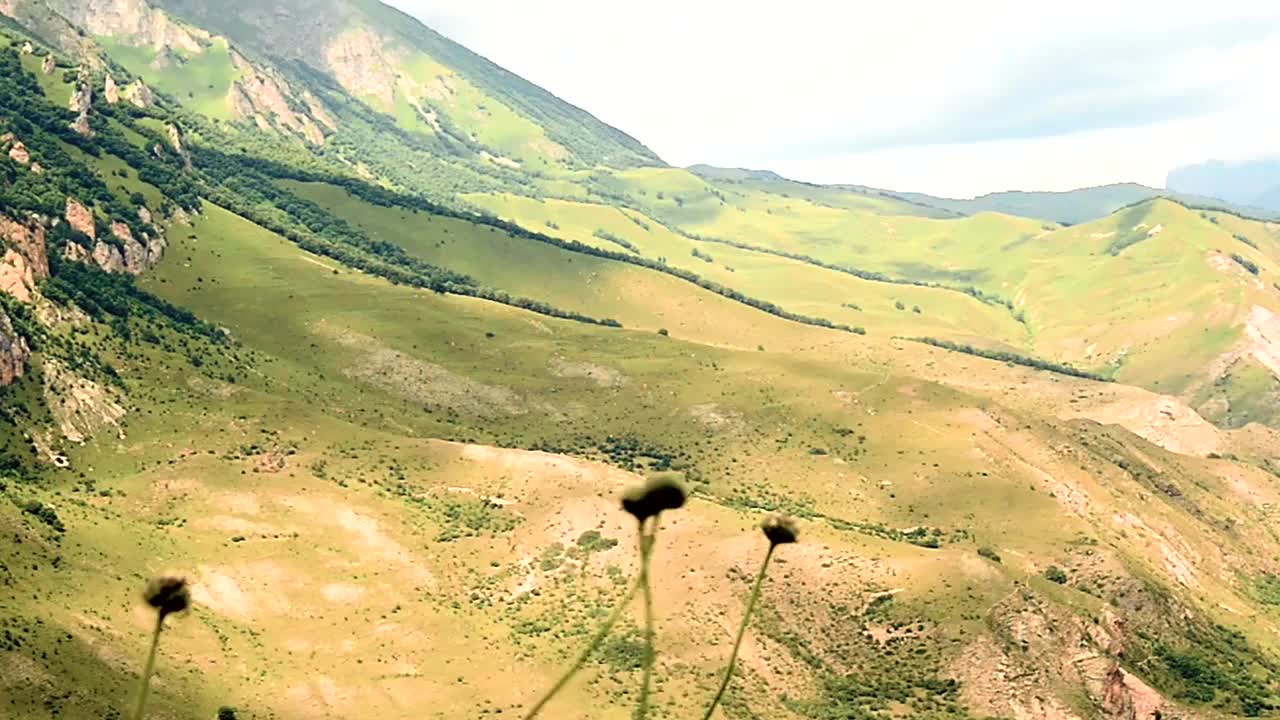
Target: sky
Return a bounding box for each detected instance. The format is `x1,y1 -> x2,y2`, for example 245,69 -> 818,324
389,1 -> 1280,198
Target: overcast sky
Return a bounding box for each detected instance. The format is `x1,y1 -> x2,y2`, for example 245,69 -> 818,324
388,1 -> 1280,198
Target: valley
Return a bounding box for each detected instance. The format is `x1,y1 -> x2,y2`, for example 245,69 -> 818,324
1,2 -> 1280,719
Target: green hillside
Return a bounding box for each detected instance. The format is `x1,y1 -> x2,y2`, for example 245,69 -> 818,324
5,4 -> 1280,720
689,166 -> 1280,226
875,183 -> 1280,225
152,0 -> 662,169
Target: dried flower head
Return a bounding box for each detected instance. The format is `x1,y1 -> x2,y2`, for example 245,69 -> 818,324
621,476 -> 688,521
760,514 -> 799,546
143,576 -> 191,618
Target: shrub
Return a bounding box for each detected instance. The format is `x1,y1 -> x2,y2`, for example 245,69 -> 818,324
907,337 -> 1109,382
217,708 -> 238,720
1231,253 -> 1260,276
977,546 -> 1001,563
1044,565 -> 1068,584
576,530 -> 618,553
895,300 -> 906,311
22,500 -> 64,532
593,228 -> 639,253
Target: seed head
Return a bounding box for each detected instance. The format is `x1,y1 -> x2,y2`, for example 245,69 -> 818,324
760,513 -> 799,546
621,476 -> 688,521
143,576 -> 191,618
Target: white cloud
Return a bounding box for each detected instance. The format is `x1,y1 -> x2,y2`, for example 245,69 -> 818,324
387,0 -> 1280,197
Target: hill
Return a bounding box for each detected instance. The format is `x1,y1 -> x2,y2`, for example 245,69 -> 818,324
689,165 -> 1280,225
4,4 -> 1280,720
150,0 -> 663,170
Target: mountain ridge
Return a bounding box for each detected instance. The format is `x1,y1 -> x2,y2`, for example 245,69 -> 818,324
1169,156 -> 1280,213
3,3 -> 1280,720
689,164 -> 1280,225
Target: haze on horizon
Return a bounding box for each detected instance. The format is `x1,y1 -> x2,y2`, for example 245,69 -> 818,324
390,0 -> 1280,199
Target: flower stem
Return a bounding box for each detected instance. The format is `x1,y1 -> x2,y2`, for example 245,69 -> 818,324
132,613 -> 165,720
522,552 -> 644,719
700,542 -> 776,720
635,517 -> 658,720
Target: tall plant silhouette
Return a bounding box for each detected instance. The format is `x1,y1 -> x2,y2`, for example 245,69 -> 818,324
132,576 -> 191,720
523,477 -> 686,720
700,513 -> 799,720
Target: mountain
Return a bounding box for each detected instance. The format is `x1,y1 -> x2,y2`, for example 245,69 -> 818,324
691,165 -> 1280,225
1168,157 -> 1280,213
4,3 -> 1280,720
150,0 -> 663,170
884,182 -> 1169,225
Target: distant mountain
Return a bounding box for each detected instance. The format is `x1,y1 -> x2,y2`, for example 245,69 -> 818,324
685,164 -> 787,183
691,166 -> 1280,225
881,183 -> 1165,225
1167,158 -> 1280,213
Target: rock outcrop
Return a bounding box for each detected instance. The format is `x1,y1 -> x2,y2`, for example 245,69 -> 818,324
144,232 -> 166,268
123,78 -> 152,108
65,198 -> 95,239
227,50 -> 329,145
41,54 -> 55,75
68,83 -> 92,136
8,141 -> 30,166
43,0 -> 205,54
4,133 -> 31,166
69,81 -> 91,113
166,123 -> 192,171
1102,665 -> 1164,720
41,357 -> 126,443
0,214 -> 49,303
63,242 -> 88,263
75,221 -> 166,275
91,241 -> 126,273
324,28 -> 398,109
104,73 -> 119,104
303,92 -> 337,131
0,309 -> 29,387
0,248 -> 36,303
2,133 -> 31,166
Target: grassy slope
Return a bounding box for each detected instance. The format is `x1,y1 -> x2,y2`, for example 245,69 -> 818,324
567,164 -> 1280,398
97,36 -> 242,120
18,49 -> 73,107
480,192 -> 1027,342
1004,201 -> 1280,390
151,0 -> 661,169
7,12 -> 1280,720
398,55 -> 569,172
6,193 -> 1280,719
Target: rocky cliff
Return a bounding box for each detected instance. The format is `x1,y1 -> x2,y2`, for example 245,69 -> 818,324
227,49 -> 330,145
44,0 -> 207,52
0,214 -> 48,303
62,198 -> 167,275
0,308 -> 28,386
